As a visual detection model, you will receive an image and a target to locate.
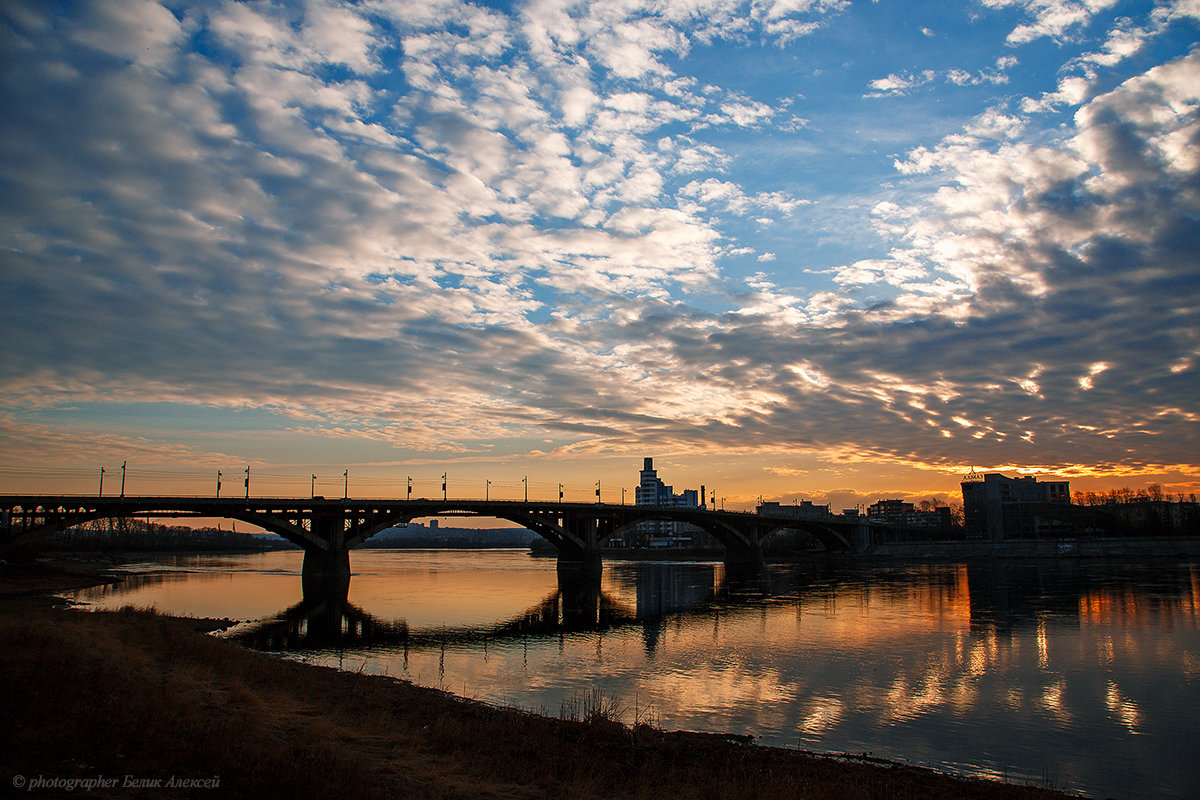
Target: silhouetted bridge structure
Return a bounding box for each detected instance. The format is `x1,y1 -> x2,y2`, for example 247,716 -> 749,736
1,495 -> 881,584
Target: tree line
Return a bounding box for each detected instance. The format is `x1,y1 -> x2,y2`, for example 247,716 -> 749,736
1072,484 -> 1198,506
48,517 -> 287,552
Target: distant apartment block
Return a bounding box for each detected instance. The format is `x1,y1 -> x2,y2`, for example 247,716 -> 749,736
866,499 -> 913,526
866,499 -> 952,528
961,471 -> 1071,539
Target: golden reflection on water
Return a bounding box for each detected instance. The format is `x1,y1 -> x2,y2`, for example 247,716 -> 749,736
345,551 -> 558,627
69,552 -> 308,619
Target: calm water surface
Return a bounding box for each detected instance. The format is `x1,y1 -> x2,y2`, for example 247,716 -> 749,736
67,550 -> 1200,799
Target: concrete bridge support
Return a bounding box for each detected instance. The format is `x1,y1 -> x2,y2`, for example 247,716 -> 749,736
720,521 -> 765,565
851,522 -> 873,553
553,513 -> 606,570
301,547 -> 351,593
300,515 -> 351,597
723,540 -> 763,565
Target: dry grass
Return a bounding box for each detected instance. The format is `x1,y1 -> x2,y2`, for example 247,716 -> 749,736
0,566 -> 1080,799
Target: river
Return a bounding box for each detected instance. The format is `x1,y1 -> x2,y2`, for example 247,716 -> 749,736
64,549 -> 1199,799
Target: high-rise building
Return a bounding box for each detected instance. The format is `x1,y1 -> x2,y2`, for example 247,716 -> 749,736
631,458 -> 703,547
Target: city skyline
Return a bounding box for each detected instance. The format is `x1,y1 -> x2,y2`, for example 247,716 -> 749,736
2,0 -> 1198,509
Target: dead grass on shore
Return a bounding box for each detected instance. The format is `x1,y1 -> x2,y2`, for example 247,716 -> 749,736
0,582 -> 1078,799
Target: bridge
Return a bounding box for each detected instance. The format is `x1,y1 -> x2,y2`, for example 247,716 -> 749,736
0,494 -> 876,585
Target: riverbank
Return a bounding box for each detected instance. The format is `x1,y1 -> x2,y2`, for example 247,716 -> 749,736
869,535 -> 1200,559
1,558 -> 1079,799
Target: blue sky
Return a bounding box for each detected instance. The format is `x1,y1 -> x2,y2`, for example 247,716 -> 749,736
1,0 -> 1198,505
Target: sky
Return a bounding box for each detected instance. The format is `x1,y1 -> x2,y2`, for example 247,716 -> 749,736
1,0 -> 1198,511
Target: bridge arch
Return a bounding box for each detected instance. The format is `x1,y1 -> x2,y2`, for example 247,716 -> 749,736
344,503 -> 595,557
756,521 -> 853,553
604,510 -> 757,555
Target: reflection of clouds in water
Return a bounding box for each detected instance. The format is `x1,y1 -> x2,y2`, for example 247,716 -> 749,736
1039,681 -> 1070,723
1097,635 -> 1115,666
797,695 -> 843,737
650,663 -> 797,715
886,672 -> 951,722
1105,682 -> 1141,734
1037,617 -> 1049,669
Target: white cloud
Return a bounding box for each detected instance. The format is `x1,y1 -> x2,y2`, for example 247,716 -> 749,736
980,0 -> 1120,46
867,72 -> 928,95
679,178 -> 807,216
302,2 -> 378,71
69,0 -> 185,70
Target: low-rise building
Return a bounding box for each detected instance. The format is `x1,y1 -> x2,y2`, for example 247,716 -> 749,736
757,500 -> 832,520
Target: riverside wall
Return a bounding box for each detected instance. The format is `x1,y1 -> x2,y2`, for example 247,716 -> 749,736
869,536 -> 1200,559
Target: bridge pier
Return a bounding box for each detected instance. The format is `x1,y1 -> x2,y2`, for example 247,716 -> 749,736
553,513 -> 605,575
556,551 -> 603,581
723,540 -> 763,566
851,522 -> 873,553
300,546 -> 351,598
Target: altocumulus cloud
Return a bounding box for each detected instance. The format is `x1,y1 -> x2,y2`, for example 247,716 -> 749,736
0,0 -> 1196,483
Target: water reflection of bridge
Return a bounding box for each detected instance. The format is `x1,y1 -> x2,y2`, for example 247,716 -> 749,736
229,558 -> 1200,657
234,563 -> 726,653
